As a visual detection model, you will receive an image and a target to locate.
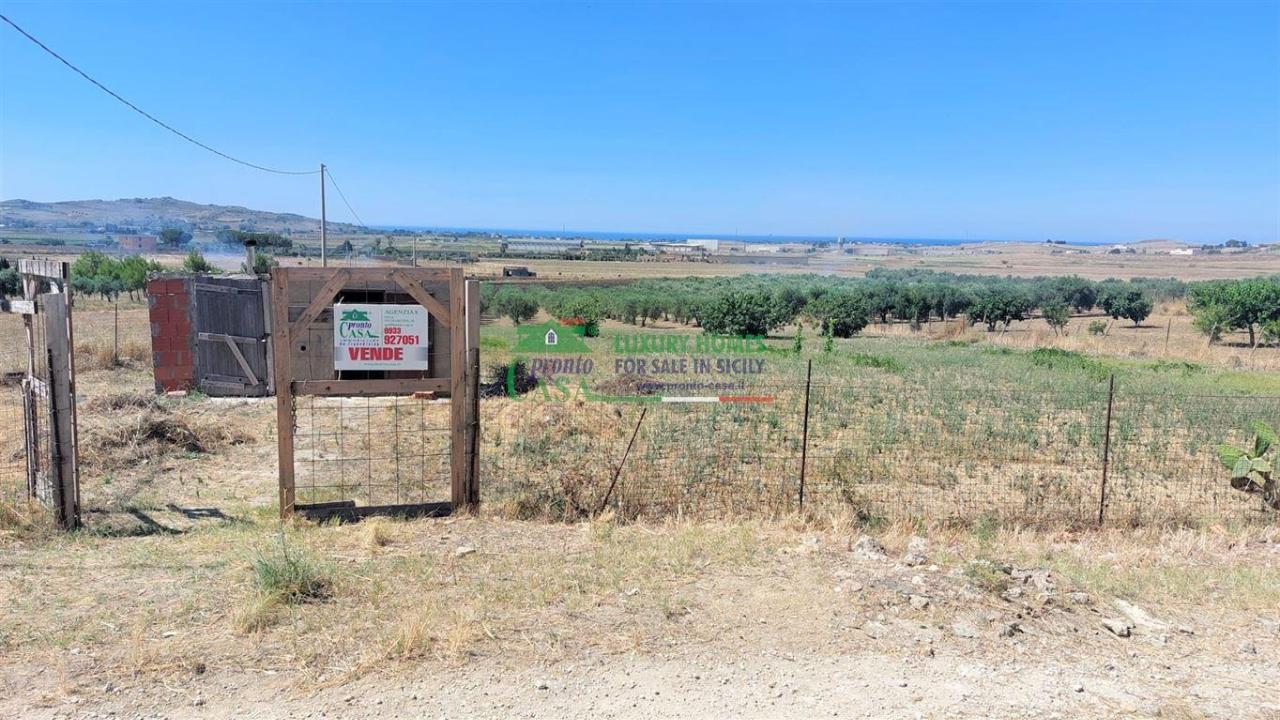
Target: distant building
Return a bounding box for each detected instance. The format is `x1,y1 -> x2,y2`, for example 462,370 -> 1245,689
506,238 -> 583,254
1170,248 -> 1195,256
502,266 -> 536,277
653,242 -> 704,255
686,239 -> 721,253
115,234 -> 159,252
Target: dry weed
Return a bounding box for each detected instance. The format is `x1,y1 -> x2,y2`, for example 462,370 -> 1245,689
79,393 -> 253,471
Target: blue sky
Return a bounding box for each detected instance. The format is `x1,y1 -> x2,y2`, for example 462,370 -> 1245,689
1,1 -> 1276,242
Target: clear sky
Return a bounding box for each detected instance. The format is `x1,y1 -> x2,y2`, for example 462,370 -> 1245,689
1,1 -> 1277,243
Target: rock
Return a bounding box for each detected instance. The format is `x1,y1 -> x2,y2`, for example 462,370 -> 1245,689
535,681 -> 549,691
951,621 -> 981,639
1102,619 -> 1132,637
999,622 -> 1023,638
903,537 -> 929,566
192,697 -> 205,707
454,546 -> 476,558
1111,599 -> 1169,632
1067,592 -> 1091,605
909,595 -> 930,610
1073,684 -> 1085,694
1239,641 -> 1257,655
853,536 -> 888,561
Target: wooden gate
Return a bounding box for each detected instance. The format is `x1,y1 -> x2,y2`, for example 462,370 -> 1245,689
0,259 -> 79,529
271,266 -> 479,520
192,277 -> 272,396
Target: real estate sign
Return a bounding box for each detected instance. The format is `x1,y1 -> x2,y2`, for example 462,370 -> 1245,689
333,304 -> 429,371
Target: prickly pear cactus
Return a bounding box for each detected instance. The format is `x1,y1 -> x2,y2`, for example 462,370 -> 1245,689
1216,421 -> 1278,511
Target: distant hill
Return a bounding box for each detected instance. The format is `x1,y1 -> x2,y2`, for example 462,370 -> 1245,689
0,197 -> 361,235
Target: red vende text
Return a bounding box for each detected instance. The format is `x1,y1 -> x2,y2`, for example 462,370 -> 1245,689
347,347 -> 405,361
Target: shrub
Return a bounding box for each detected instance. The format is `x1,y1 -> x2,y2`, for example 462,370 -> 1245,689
1087,320 -> 1108,336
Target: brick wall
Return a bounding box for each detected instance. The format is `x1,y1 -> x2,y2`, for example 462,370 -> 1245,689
146,277 -> 195,393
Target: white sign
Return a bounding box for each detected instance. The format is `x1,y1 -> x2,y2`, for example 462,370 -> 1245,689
333,304 -> 430,371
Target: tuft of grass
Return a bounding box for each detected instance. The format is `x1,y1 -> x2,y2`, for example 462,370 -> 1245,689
963,558 -> 1011,594
1027,347 -> 1109,380
365,519 -> 394,550
250,535 -> 333,605
845,352 -> 904,373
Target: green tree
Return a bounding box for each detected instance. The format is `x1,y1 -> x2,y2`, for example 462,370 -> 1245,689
243,253 -> 279,274
968,286 -> 1032,332
492,288 -> 539,325
1102,288 -> 1152,326
805,291 -> 870,338
1042,299 -> 1071,335
0,267 -> 20,297
183,249 -> 214,273
697,290 -> 779,337
1189,278 -> 1280,347
158,228 -> 192,248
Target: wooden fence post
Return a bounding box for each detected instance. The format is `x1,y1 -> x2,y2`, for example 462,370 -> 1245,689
798,358 -> 813,510
1097,374 -> 1115,526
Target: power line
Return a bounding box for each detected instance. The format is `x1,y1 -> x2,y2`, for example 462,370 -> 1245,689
324,168 -> 369,230
0,13 -> 319,176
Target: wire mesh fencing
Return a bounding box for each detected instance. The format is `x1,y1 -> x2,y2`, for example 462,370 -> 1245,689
479,370 -> 1280,525
0,306 -> 54,526
291,395 -> 453,508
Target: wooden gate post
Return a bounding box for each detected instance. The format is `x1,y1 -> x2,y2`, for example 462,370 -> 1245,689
270,270 -> 296,518
464,279 -> 481,507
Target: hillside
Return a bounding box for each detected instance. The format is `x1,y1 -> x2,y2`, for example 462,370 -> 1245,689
0,197 -> 361,235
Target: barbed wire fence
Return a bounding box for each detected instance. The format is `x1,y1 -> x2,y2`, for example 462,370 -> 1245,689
479,364 -> 1280,525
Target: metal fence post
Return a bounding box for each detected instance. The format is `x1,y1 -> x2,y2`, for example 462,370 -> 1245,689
1098,374 -> 1115,526
600,406 -> 647,513
798,358 -> 812,510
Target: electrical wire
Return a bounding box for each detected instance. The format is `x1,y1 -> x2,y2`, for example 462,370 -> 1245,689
1,13 -> 319,176
324,167 -> 369,229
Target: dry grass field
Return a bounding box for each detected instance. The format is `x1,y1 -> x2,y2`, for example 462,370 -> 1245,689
1,514 -> 1277,718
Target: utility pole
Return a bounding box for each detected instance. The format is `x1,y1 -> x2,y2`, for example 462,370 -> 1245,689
412,236 -> 418,267
320,162 -> 327,267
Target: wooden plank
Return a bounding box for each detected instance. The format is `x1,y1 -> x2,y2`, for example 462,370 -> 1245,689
295,500 -> 452,523
43,293 -> 79,529
18,258 -> 68,281
293,378 -> 450,397
288,269 -> 351,339
449,268 -> 467,509
1,299 -> 36,315
222,336 -> 261,386
261,279 -> 275,396
390,269 -> 451,328
270,271 -> 296,518
192,282 -> 259,295
197,331 -> 264,344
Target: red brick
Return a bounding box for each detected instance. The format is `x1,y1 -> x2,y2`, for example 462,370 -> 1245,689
164,279 -> 185,294
155,365 -> 176,381
145,279 -> 167,295
171,320 -> 192,337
